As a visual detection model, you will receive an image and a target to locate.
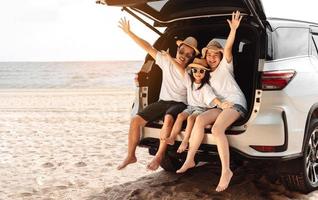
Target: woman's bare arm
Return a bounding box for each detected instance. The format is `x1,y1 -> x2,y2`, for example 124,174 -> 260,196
223,11 -> 242,63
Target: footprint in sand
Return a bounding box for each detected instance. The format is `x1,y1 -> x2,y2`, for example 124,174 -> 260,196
105,163 -> 113,167
42,162 -> 54,168
75,161 -> 87,167
55,185 -> 68,190
20,192 -> 33,197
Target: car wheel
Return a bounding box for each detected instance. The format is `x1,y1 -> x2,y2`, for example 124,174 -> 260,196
160,151 -> 184,172
280,119 -> 318,193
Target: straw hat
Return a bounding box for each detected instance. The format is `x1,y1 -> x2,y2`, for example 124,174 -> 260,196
201,39 -> 224,58
176,36 -> 200,56
188,58 -> 210,71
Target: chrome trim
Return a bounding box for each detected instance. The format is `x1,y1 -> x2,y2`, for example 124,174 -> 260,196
258,59 -> 265,71
244,89 -> 262,128
265,55 -> 311,63
141,86 -> 148,109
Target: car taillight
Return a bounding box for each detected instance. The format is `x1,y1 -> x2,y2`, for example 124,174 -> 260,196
261,70 -> 296,90
250,145 -> 284,152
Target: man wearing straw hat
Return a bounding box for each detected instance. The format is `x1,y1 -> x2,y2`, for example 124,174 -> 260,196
117,18 -> 200,170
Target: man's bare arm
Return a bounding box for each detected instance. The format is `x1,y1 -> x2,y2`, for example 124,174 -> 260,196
118,18 -> 158,59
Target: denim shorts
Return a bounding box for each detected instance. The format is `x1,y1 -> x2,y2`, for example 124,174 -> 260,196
183,105 -> 209,115
217,104 -> 247,118
232,104 -> 248,118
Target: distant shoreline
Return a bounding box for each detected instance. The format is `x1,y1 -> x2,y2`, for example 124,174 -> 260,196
0,87 -> 135,94
0,60 -> 144,63
0,61 -> 141,89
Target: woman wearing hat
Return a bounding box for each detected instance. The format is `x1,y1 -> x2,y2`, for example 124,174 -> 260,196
117,18 -> 200,171
176,11 -> 247,192
163,56 -> 223,153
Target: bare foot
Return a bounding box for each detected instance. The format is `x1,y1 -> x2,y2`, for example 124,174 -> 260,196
147,156 -> 162,171
216,169 -> 233,192
165,137 -> 175,145
177,141 -> 188,153
117,156 -> 137,170
176,160 -> 195,173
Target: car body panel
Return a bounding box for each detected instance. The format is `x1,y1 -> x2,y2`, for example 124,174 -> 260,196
263,56 -> 318,153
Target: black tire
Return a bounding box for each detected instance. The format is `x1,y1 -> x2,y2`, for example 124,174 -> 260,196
160,151 -> 184,172
280,119 -> 318,193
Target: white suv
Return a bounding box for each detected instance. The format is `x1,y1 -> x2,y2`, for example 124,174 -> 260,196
100,0 -> 318,193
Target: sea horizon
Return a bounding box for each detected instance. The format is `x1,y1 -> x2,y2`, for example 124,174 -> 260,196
0,61 -> 143,89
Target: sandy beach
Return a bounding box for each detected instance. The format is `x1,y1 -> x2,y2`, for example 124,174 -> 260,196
1,88 -> 318,200
0,88 -> 154,200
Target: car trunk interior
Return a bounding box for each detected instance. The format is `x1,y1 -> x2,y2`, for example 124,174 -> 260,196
138,17 -> 261,130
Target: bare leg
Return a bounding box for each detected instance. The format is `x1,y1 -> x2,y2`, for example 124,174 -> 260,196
176,109 -> 221,173
213,108 -> 240,192
147,114 -> 174,171
177,114 -> 197,153
117,115 -> 147,170
166,112 -> 189,145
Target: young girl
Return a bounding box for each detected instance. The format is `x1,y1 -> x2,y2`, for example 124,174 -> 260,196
164,55 -> 222,153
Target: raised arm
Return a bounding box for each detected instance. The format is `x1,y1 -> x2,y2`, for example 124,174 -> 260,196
223,11 -> 242,63
161,51 -> 186,75
118,17 -> 158,59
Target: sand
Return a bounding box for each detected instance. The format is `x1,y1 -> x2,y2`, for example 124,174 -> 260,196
0,88 -> 154,200
0,88 -> 318,200
96,162 -> 318,200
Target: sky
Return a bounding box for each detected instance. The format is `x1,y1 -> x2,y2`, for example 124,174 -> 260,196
0,0 -> 318,61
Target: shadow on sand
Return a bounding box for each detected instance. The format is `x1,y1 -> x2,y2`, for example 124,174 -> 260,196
89,161 -> 316,200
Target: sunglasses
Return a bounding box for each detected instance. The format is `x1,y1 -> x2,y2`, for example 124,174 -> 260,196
178,49 -> 193,59
191,68 -> 206,74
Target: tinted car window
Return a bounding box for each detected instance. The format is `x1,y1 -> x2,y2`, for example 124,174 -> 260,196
272,27 -> 309,59
312,34 -> 318,57
266,28 -> 273,60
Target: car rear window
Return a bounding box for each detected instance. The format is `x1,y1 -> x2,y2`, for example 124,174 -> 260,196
312,34 -> 318,57
269,27 -> 309,60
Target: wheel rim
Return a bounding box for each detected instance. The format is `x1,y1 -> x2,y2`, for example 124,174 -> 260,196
306,127 -> 318,185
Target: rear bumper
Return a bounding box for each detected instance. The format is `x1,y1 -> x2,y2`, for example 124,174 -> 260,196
139,108 -> 303,160
139,137 -> 302,161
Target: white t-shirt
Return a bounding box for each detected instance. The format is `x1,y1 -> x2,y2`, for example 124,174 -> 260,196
184,73 -> 216,108
209,57 -> 247,109
155,52 -> 187,103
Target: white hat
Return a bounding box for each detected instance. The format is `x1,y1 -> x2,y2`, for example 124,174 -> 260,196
176,36 -> 200,56
201,39 -> 224,58
188,58 -> 210,71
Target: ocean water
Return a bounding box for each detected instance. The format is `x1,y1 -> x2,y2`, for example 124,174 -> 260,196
0,61 -> 143,89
